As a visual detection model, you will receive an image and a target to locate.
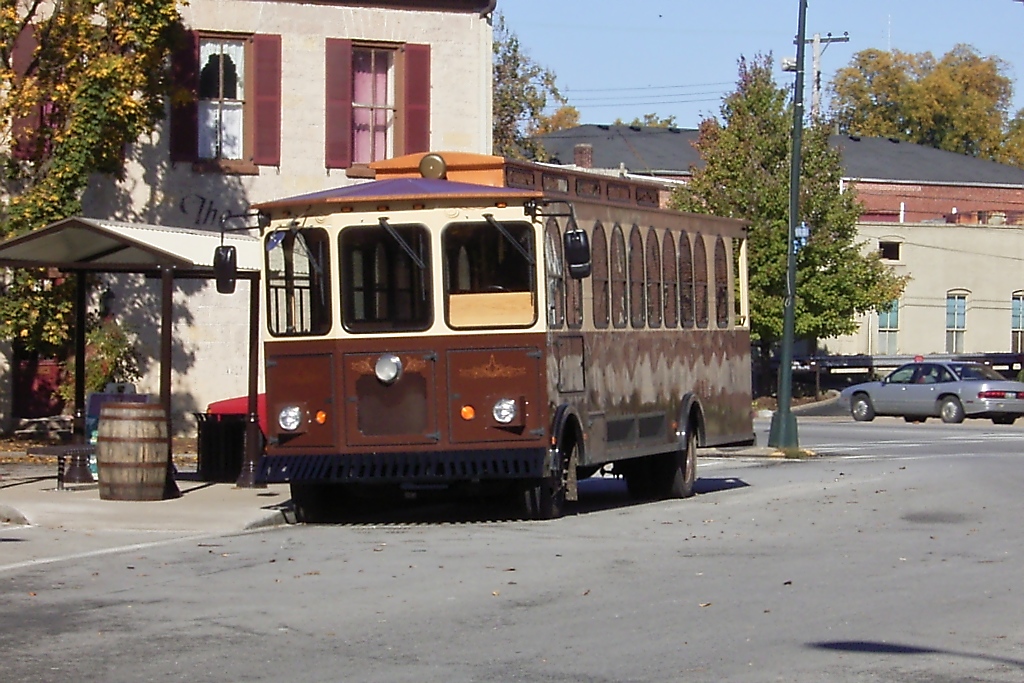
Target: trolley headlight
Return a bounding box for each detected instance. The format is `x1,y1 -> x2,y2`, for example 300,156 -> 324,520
375,353 -> 403,384
492,398 -> 518,424
278,405 -> 303,431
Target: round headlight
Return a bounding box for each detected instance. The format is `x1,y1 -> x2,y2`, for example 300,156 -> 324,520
375,353 -> 403,384
278,405 -> 303,431
492,398 -> 518,424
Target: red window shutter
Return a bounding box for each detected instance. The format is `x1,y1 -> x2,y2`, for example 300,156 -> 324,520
12,25 -> 40,160
252,34 -> 282,166
403,43 -> 431,154
325,38 -> 353,169
169,30 -> 199,163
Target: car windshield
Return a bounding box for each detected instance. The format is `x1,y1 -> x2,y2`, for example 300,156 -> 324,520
950,364 -> 1005,381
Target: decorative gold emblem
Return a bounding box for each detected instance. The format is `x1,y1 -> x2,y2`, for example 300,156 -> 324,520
459,354 -> 526,380
351,355 -> 428,375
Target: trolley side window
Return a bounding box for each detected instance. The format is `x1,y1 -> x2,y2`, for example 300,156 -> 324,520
339,223 -> 432,332
444,219 -> 537,329
266,228 -> 332,337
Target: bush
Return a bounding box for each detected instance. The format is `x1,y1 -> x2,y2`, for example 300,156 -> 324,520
57,317 -> 141,405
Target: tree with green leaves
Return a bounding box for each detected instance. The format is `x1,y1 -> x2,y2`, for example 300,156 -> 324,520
492,13 -> 566,160
0,0 -> 182,353
673,54 -> 906,357
829,45 -> 1015,161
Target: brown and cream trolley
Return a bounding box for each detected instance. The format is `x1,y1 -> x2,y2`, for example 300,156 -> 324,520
237,151 -> 753,520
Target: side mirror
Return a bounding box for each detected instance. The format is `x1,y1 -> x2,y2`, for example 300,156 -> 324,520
564,229 -> 591,279
214,245 -> 237,294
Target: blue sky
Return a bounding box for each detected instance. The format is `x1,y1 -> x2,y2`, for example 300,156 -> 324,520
497,0 -> 1024,128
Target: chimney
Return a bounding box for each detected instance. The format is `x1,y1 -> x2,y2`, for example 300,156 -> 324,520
574,143 -> 593,169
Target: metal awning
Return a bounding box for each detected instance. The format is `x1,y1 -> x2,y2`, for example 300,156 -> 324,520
0,217 -> 261,272
0,217 -> 265,491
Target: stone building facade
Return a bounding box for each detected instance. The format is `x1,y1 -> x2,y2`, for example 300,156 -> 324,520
3,0 -> 496,432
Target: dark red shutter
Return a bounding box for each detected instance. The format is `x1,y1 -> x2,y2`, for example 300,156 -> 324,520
403,43 -> 431,154
169,30 -> 199,163
252,33 -> 281,166
325,38 -> 353,169
11,25 -> 40,160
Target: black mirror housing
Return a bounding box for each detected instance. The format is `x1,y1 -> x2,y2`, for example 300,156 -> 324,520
564,228 -> 591,279
214,245 -> 237,294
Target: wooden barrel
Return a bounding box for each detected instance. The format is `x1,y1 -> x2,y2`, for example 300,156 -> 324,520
96,402 -> 169,501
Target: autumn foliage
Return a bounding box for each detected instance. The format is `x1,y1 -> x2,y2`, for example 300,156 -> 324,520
0,0 -> 183,351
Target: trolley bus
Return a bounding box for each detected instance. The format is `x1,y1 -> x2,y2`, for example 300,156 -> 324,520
229,151 -> 753,520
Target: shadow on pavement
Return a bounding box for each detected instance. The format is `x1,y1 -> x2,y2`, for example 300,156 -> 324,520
811,640 -> 1024,670
288,474 -> 750,526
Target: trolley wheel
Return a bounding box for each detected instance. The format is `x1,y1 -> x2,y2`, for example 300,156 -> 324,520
622,457 -> 657,500
662,424 -> 697,499
519,443 -> 572,520
290,482 -> 348,523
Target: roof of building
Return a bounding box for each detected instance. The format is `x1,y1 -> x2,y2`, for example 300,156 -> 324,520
537,125 -> 702,176
0,217 -> 261,272
535,125 -> 1024,187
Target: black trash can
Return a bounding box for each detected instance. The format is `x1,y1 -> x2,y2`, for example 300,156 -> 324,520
194,413 -> 246,483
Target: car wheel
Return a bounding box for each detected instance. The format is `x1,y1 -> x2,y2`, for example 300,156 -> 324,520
850,393 -> 875,422
992,416 -> 1017,425
939,396 -> 965,424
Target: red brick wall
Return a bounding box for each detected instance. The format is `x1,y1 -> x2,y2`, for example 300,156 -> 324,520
851,181 -> 1024,225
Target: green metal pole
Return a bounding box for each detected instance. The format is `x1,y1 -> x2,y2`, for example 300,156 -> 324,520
768,0 -> 807,450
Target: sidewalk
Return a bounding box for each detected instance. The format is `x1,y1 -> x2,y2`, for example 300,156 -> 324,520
0,456 -> 292,533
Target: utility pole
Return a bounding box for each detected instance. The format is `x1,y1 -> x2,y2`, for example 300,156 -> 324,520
768,0 -> 808,451
803,32 -> 849,119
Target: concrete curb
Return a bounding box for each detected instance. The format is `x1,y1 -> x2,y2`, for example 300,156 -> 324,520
243,508 -> 293,530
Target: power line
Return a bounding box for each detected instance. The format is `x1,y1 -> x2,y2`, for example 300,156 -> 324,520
569,90 -> 725,104
568,81 -> 734,93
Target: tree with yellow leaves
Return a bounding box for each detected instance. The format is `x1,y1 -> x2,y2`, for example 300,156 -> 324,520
829,45 -> 1017,162
0,0 -> 183,352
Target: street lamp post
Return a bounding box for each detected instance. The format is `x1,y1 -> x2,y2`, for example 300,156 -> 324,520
768,0 -> 808,449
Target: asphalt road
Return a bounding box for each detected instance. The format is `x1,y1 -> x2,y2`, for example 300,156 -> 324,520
3,418 -> 1024,682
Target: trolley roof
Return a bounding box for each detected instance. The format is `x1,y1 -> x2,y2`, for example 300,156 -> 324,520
253,177 -> 542,212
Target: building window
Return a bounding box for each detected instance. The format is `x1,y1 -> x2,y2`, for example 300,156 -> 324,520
352,47 -> 395,164
1013,292 -> 1024,353
877,300 -> 899,355
946,292 -> 966,354
170,32 -> 281,169
325,40 -> 431,169
198,38 -> 245,160
879,241 -> 901,260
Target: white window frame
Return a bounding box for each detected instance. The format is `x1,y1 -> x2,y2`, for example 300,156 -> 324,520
877,299 -> 899,355
946,292 -> 967,354
197,37 -> 247,161
352,46 -> 396,164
